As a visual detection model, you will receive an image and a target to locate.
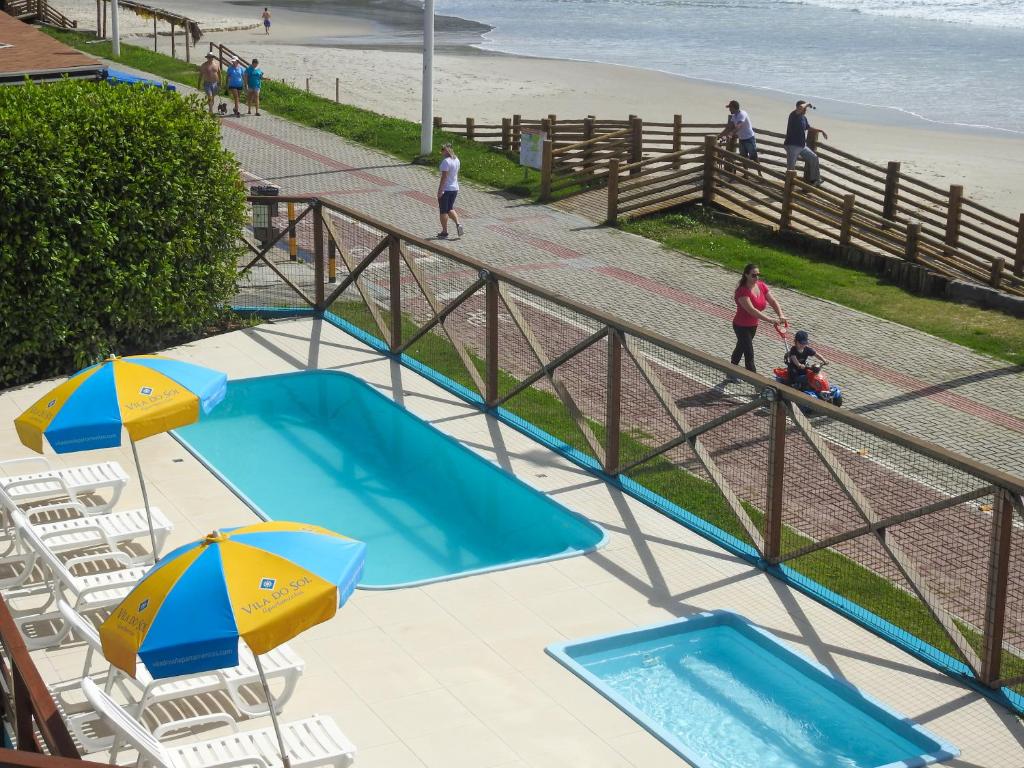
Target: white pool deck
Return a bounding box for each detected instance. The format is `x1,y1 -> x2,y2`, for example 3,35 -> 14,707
4,317 -> 1023,768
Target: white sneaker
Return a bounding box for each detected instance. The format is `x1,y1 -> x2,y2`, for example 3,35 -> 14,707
456,223 -> 465,237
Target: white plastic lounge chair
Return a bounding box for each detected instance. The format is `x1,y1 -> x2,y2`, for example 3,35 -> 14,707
0,456 -> 128,514
58,600 -> 305,719
82,677 -> 356,768
6,511 -> 147,649
0,491 -> 172,580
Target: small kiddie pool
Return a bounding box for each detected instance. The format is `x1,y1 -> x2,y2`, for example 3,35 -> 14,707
546,611 -> 958,768
175,371 -> 605,588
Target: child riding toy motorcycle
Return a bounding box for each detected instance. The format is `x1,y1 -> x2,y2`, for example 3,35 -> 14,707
773,330 -> 843,408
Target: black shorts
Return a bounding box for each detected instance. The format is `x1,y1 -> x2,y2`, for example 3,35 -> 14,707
439,190 -> 458,213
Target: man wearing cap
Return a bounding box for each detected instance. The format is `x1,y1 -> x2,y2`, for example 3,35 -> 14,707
718,100 -> 762,177
198,53 -> 221,115
226,57 -> 245,117
436,143 -> 463,239
784,100 -> 829,186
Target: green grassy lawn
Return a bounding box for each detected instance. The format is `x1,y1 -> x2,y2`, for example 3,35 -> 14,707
44,30 -> 541,197
329,299 -> 1024,686
623,209 -> 1024,367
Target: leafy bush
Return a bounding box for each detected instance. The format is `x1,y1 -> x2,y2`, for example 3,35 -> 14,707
0,79 -> 245,387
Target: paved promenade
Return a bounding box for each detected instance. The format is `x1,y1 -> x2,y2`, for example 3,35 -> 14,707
213,111 -> 1024,479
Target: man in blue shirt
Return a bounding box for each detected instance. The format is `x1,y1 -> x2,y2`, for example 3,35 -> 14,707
245,59 -> 264,116
784,100 -> 828,186
226,57 -> 245,117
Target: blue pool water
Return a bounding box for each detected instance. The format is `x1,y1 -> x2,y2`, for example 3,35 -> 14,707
176,371 -> 605,587
548,612 -> 958,768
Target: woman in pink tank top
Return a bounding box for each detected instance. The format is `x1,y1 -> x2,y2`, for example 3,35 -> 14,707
730,263 -> 787,377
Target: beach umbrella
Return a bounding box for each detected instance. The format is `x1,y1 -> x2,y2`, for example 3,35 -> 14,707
100,521 -> 367,768
13,354 -> 227,560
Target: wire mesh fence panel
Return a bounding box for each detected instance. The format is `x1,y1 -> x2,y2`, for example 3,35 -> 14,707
1004,505 -> 1024,698
614,338 -> 684,472
397,243 -> 487,398
490,285 -> 607,463
236,199 -> 318,311
625,441 -> 757,549
321,211 -> 392,344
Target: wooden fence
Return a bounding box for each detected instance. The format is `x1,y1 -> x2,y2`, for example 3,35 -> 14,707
239,193 -> 1024,709
0,597 -> 86,758
96,0 -> 201,61
439,113 -> 1024,296
3,0 -> 76,28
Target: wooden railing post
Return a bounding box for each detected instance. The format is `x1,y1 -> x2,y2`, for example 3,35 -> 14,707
980,489 -> 1013,686
540,139 -> 553,202
12,666 -> 37,752
629,116 -> 643,174
305,77 -> 310,93
485,275 -> 499,408
990,257 -> 1005,289
764,394 -> 787,563
883,161 -> 901,220
96,0 -> 101,39
388,235 -> 402,352
154,18 -> 158,52
466,117 -> 475,142
501,117 -> 511,152
582,117 -> 594,176
512,114 -> 521,152
548,113 -> 557,145
945,184 -> 964,247
313,200 -> 325,310
905,222 -> 921,263
703,135 -> 717,204
102,0 -> 106,38
1014,213 -> 1023,277
606,158 -> 620,225
839,193 -> 856,246
433,115 -> 442,131
604,329 -> 622,476
779,170 -> 796,230
672,114 -> 682,169
335,77 -> 340,103
287,202 -> 297,261
327,235 -> 337,284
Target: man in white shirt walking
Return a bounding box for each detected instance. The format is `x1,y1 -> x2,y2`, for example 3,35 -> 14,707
436,143 -> 463,239
718,100 -> 762,177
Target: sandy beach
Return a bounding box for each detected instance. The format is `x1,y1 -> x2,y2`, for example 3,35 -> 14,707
55,0 -> 1024,215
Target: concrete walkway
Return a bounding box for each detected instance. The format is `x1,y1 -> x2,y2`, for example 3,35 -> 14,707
213,110 -> 1024,479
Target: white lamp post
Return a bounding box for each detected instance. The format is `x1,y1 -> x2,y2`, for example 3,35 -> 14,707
110,0 -> 121,56
419,0 -> 434,158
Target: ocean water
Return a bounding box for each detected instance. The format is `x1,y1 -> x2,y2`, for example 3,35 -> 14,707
433,0 -> 1024,133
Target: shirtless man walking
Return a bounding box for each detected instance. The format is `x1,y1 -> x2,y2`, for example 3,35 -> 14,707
198,53 -> 221,114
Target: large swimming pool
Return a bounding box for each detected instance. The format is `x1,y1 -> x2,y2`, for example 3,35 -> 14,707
547,611 -> 958,768
176,371 -> 605,587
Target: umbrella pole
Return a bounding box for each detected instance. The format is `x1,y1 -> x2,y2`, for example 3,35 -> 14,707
255,653 -> 291,768
129,439 -> 160,563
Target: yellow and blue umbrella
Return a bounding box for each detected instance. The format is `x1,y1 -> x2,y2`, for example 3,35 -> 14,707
100,521 -> 366,767
14,354 -> 227,559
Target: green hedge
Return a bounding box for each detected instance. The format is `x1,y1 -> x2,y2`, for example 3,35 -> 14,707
0,79 -> 245,387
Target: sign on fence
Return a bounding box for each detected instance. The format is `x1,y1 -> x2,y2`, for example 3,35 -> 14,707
519,128 -> 546,170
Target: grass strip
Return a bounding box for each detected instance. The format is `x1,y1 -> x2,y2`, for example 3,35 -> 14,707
44,30 -> 541,197
623,208 -> 1024,367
